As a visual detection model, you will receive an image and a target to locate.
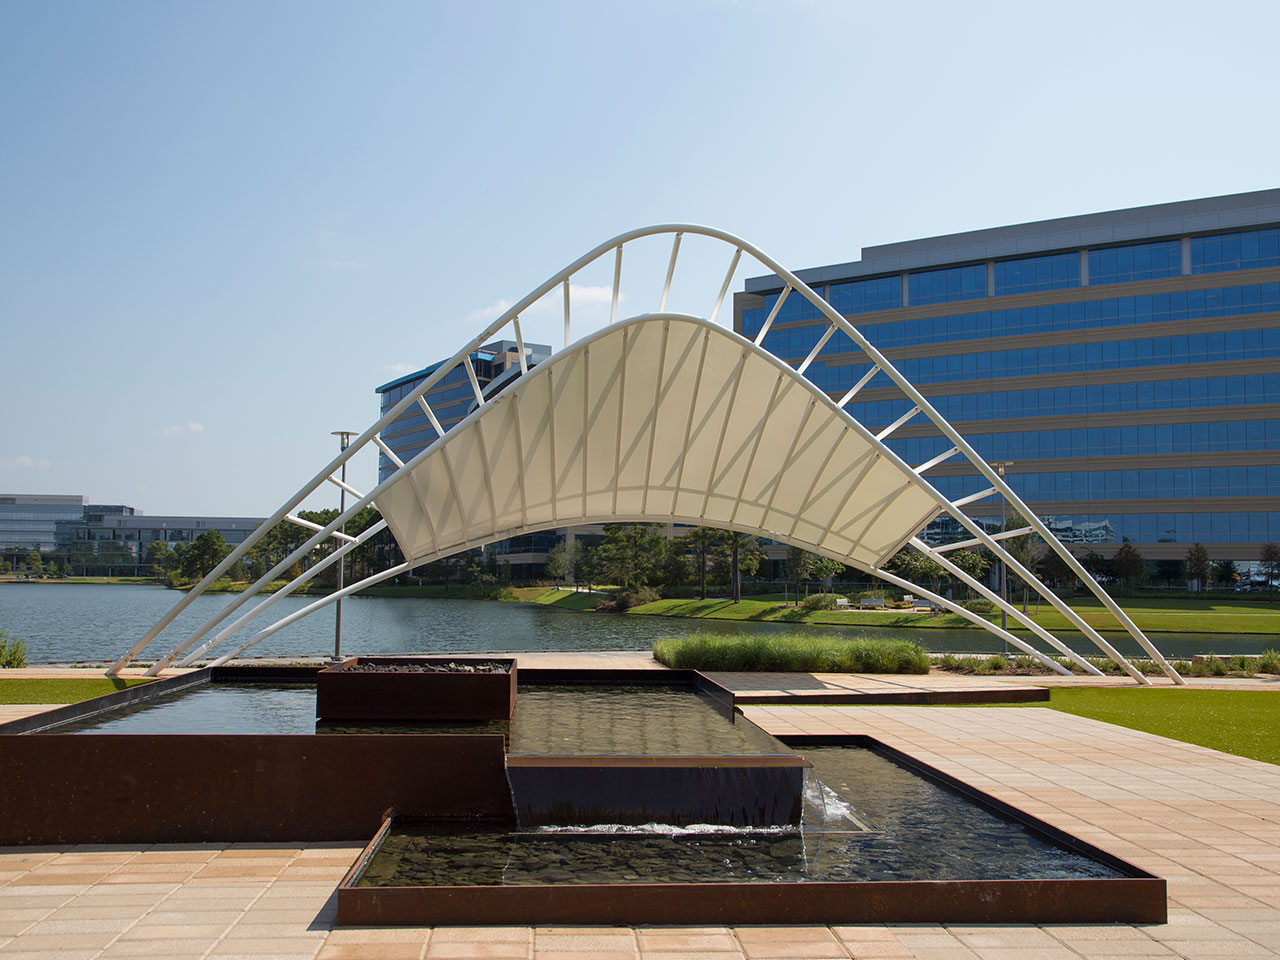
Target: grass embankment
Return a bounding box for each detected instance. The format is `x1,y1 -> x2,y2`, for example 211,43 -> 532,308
630,595 -> 1280,635
635,596 -> 980,628
653,633 -> 931,674
1011,688 -> 1280,766
0,677 -> 152,704
520,587 -> 609,610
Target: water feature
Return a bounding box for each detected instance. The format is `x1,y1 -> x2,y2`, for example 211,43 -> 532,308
3,582 -> 1266,663
355,745 -> 1123,886
56,681 -> 785,757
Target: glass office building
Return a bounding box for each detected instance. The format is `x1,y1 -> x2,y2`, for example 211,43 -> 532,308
375,339 -> 557,578
735,189 -> 1280,568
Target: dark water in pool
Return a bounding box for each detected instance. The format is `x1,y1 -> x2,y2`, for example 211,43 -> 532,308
357,746 -> 1123,885
59,683 -> 786,757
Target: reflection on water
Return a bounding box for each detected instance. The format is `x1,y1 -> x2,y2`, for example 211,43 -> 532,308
5,583 -> 1265,663
60,683 -> 785,757
358,746 -> 1123,886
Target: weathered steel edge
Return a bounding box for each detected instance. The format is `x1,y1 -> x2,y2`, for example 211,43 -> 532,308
0,667 -> 214,735
733,687 -> 1050,706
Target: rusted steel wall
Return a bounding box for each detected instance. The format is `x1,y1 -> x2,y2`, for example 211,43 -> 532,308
0,734 -> 513,844
337,876 -> 1167,926
317,657 -> 517,721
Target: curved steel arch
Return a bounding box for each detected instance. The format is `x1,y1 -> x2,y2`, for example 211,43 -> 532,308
110,225 -> 1183,684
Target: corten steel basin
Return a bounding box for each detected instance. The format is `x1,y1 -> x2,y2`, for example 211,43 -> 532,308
335,812 -> 1167,927
317,656 -> 517,721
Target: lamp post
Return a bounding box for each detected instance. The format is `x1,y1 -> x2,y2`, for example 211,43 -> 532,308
991,461 -> 1013,640
331,431 -> 357,661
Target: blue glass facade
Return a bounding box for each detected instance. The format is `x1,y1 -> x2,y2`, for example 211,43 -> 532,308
375,341 -> 551,485
737,192 -> 1280,559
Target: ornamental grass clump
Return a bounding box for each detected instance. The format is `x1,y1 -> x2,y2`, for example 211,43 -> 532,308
652,632 -> 930,674
0,631 -> 28,669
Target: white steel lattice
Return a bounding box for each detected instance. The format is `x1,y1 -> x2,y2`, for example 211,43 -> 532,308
110,225 -> 1184,684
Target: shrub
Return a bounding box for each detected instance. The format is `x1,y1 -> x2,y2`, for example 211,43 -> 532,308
1259,649 -> 1280,674
0,630 -> 29,669
961,598 -> 996,614
853,589 -> 889,601
801,593 -> 838,611
652,633 -> 930,674
613,585 -> 661,610
1228,655 -> 1256,677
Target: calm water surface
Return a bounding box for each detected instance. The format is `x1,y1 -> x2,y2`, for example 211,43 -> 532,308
1,582 -> 1264,663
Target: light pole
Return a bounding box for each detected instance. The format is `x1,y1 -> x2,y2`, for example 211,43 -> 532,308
332,431 -> 357,661
991,461 -> 1014,641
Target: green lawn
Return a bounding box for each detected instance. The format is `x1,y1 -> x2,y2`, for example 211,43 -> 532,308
1016,688 -> 1280,765
527,587 -> 608,611
0,677 -> 152,705
629,595 -> 1280,635
634,597 -> 994,628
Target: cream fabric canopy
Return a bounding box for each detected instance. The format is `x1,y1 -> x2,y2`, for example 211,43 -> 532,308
375,314 -> 943,569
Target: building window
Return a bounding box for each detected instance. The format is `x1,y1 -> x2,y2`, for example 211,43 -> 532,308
1087,240 -> 1181,286
993,253 -> 1079,296
908,264 -> 987,306
1191,228 -> 1280,274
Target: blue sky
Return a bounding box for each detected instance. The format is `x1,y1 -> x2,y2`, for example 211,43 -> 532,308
3,0 -> 1278,517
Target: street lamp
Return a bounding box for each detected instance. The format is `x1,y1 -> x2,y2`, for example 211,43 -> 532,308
331,431 -> 357,661
991,461 -> 1014,640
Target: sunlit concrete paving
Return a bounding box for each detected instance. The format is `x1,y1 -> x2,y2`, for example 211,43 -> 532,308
3,694 -> 1280,958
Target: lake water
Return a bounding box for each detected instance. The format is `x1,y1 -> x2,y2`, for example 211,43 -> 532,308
0,583 -> 1267,664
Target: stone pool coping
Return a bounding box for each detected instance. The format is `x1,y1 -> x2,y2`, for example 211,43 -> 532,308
3,698 -> 1279,957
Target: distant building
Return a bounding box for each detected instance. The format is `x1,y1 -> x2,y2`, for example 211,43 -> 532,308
375,339 -> 553,484
0,494 -> 263,573
375,339 -> 563,578
737,188 -> 1280,569
0,495 -> 88,550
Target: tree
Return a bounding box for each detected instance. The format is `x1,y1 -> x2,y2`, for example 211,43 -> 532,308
543,540 -> 578,583
949,548 -> 992,598
998,516 -> 1043,613
660,542 -> 690,594
786,547 -> 838,600
1111,542 -> 1145,596
1080,550 -> 1111,582
1183,543 -> 1212,592
596,524 -> 667,590
727,531 -> 765,603
179,531 -> 231,582
1040,548 -> 1074,588
25,549 -> 42,575
1259,543 -> 1280,599
145,540 -> 175,576
883,548 -> 947,598
1212,558 -> 1237,590
683,527 -> 721,599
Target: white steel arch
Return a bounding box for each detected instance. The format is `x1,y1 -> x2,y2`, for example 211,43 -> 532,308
109,225 -> 1184,684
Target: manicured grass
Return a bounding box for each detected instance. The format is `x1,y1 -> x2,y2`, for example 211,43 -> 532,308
632,597 -> 975,628
0,677 -> 152,704
1024,688 -> 1280,766
653,632 -> 931,674
528,587 -> 608,611
630,595 -> 1280,635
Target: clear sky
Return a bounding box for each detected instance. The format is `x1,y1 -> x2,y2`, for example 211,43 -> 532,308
3,0 -> 1278,517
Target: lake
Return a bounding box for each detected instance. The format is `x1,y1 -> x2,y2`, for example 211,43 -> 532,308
0,583 -> 1266,665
